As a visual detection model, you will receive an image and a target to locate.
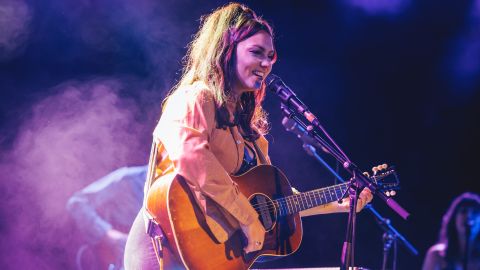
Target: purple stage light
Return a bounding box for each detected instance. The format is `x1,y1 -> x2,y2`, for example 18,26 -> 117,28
346,0 -> 410,15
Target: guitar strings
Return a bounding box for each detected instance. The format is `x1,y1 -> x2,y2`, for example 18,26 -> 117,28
247,168 -> 395,216
249,185 -> 348,214
250,185 -> 347,210
248,168 -> 395,212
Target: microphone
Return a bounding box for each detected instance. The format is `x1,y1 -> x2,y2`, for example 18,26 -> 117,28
282,117 -> 330,154
282,117 -> 318,147
265,74 -> 318,124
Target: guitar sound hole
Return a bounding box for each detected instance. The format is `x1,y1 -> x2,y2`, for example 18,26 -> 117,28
249,193 -> 277,231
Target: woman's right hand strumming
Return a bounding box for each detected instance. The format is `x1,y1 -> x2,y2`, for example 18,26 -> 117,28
240,218 -> 266,253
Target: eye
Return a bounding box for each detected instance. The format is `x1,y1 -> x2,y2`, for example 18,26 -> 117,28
251,50 -> 262,56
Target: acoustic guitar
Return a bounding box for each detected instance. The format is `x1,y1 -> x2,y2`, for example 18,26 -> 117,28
146,164 -> 398,270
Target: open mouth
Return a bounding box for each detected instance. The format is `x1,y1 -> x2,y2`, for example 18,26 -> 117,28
252,70 -> 265,79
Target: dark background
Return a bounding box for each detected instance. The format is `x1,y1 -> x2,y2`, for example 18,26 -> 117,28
1,0 -> 479,269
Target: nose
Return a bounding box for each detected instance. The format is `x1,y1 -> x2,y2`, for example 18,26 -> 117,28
260,58 -> 272,70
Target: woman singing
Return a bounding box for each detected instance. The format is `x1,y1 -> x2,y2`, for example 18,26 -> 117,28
124,3 -> 372,269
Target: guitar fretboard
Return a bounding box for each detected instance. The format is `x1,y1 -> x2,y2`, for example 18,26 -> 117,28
274,182 -> 349,216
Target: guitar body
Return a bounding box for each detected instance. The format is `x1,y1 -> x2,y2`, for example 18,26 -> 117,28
146,165 -> 303,270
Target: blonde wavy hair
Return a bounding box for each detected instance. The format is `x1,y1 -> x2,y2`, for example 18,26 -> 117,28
166,2 -> 276,140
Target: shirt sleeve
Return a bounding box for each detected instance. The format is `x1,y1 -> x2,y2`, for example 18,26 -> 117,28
67,196 -> 112,244
66,166 -> 147,244
153,86 -> 258,226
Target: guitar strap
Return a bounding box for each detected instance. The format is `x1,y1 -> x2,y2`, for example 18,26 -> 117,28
144,141 -> 166,270
231,125 -> 268,165
144,141 -> 157,210
252,139 -> 268,165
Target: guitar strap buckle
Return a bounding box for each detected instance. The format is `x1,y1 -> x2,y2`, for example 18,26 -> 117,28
144,209 -> 166,247
145,213 -> 166,264
149,223 -> 165,268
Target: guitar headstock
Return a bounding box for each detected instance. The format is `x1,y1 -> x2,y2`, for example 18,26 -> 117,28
366,163 -> 400,197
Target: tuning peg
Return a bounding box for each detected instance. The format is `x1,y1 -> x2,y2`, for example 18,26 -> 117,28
384,190 -> 397,197
372,164 -> 390,175
363,171 -> 370,177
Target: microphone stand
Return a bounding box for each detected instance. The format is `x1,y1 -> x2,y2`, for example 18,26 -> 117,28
382,229 -> 395,270
280,106 -> 417,270
463,221 -> 472,270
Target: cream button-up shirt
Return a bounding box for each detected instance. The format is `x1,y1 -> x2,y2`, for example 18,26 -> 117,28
150,81 -> 270,242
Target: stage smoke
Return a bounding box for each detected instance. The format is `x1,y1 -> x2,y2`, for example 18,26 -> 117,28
0,0 -> 32,61
0,78 -> 156,269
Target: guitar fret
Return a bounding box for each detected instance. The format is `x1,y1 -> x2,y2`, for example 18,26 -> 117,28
318,190 -> 324,205
332,186 -> 337,201
330,186 -> 337,201
297,196 -> 302,212
300,194 -> 306,211
289,197 -> 295,213
298,195 -> 302,212
280,199 -> 286,216
294,196 -> 300,212
312,192 -> 317,206
307,192 -> 313,208
327,186 -> 333,202
313,190 -> 321,207
293,197 -> 297,213
284,199 -> 290,215
287,197 -> 294,214
292,195 -> 298,213
335,187 -> 340,200
294,195 -> 299,212
296,196 -> 301,212
313,191 -> 319,206
341,184 -> 347,200
336,186 -> 343,200
295,195 -> 301,211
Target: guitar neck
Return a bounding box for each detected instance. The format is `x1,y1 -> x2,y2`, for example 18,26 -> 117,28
274,182 -> 349,216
